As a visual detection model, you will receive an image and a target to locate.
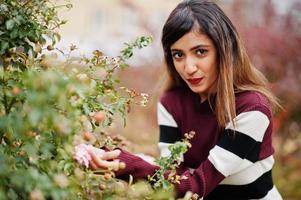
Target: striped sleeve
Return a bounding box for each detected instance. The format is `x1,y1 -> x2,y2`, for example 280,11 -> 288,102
157,102 -> 181,158
173,108 -> 277,198
208,110 -> 270,176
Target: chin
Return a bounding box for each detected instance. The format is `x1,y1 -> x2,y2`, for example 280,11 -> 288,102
189,87 -> 206,94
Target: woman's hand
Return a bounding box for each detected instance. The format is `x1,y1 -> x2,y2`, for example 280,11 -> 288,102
74,144 -> 125,170
88,148 -> 123,171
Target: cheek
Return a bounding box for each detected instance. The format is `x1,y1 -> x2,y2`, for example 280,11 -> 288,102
207,58 -> 218,76
201,61 -> 217,83
210,65 -> 219,82
209,61 -> 217,74
174,63 -> 183,75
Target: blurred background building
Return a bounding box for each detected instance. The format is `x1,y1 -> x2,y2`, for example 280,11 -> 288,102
58,0 -> 182,65
58,0 -> 300,57
58,1 -> 301,199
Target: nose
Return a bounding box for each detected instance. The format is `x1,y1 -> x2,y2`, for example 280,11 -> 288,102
184,57 -> 198,75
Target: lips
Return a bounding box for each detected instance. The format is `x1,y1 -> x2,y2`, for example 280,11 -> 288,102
187,78 -> 203,85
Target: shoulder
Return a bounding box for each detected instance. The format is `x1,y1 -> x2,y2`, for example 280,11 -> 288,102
226,91 -> 273,142
159,87 -> 191,108
160,87 -> 186,102
235,91 -> 272,119
157,88 -> 184,128
158,87 -> 195,123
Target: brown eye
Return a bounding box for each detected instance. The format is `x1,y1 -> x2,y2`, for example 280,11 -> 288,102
196,49 -> 208,55
172,51 -> 183,59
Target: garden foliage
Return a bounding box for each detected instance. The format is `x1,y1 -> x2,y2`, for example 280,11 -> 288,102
0,1 -> 196,199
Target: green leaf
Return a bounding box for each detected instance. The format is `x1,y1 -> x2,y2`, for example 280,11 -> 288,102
18,29 -> 27,38
15,15 -> 24,24
63,162 -> 74,174
27,31 -> 38,43
7,188 -> 18,200
10,29 -> 18,39
0,4 -> 9,12
0,41 -> 9,54
6,19 -> 15,30
162,180 -> 171,189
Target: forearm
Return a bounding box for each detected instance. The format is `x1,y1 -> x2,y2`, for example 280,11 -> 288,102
115,149 -> 227,198
115,149 -> 159,179
170,159 -> 225,198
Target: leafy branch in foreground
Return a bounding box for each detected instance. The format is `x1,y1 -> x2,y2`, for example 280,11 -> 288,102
148,131 -> 195,192
120,36 -> 153,60
0,34 -> 153,199
1,2 -> 153,196
0,0 -> 72,67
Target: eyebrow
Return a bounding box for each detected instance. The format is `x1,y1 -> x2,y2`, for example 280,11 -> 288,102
171,44 -> 211,52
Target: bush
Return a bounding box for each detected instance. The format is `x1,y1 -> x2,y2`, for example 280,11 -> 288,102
0,0 -> 156,199
0,1 -> 196,199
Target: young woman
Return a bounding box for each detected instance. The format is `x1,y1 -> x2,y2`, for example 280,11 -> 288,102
86,0 -> 283,199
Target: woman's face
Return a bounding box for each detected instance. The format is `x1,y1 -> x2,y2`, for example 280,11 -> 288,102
170,30 -> 218,101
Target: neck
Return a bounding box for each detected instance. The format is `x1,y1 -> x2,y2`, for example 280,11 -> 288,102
199,95 -> 207,103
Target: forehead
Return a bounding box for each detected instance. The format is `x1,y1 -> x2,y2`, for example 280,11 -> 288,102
171,30 -> 214,50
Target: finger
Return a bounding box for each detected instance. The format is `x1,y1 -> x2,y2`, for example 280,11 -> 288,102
89,149 -> 107,167
101,149 -> 121,160
89,160 -> 98,170
103,160 -> 120,171
91,147 -> 105,156
89,149 -> 119,170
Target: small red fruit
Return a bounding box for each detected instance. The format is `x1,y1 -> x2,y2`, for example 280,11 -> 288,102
93,111 -> 105,124
12,87 -> 21,96
99,183 -> 106,190
82,131 -> 94,141
47,45 -> 54,51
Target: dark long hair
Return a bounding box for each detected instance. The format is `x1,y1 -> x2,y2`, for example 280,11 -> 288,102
161,0 -> 281,128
